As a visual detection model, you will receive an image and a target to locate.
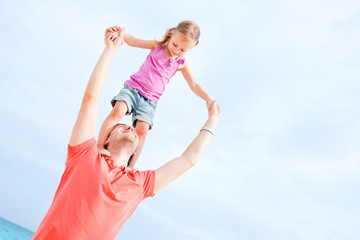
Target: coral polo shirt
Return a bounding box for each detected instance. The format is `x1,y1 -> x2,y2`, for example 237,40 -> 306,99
32,138 -> 155,240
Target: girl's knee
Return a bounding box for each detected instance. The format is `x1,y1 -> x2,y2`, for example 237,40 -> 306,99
135,122 -> 150,137
111,101 -> 127,118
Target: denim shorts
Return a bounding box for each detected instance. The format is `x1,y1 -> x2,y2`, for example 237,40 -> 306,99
111,84 -> 157,129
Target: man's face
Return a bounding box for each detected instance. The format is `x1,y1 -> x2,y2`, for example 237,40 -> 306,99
108,124 -> 139,150
113,124 -> 138,141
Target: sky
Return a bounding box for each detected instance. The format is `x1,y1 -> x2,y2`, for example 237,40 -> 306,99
1,0 -> 360,239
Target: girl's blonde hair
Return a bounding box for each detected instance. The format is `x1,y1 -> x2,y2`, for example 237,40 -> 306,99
155,20 -> 200,46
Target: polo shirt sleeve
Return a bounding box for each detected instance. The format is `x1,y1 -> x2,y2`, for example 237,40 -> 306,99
136,170 -> 155,199
66,138 -> 98,166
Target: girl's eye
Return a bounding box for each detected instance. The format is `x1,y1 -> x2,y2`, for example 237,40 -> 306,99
173,43 -> 177,47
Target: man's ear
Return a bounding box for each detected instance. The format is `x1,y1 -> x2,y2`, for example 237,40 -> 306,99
104,140 -> 109,149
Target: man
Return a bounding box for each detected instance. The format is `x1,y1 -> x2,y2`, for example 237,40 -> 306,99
32,26 -> 220,240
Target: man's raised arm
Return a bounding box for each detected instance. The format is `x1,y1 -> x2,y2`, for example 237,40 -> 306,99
154,101 -> 221,193
69,26 -> 125,146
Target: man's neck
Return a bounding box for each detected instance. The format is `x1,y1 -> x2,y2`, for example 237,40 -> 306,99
108,149 -> 131,167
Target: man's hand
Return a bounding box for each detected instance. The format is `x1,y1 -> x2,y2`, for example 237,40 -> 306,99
105,26 -> 121,40
104,26 -> 125,48
99,148 -> 111,158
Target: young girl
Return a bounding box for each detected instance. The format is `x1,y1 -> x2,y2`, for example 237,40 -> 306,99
99,21 -> 213,169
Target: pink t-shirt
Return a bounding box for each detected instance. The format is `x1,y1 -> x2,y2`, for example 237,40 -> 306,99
32,138 -> 155,240
125,45 -> 185,102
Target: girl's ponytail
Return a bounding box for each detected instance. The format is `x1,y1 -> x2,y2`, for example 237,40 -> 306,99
155,27 -> 176,45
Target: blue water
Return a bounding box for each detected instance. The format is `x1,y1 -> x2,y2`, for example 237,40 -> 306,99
0,217 -> 34,240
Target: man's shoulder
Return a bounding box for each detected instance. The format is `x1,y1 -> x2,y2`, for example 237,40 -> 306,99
66,138 -> 98,166
131,169 -> 155,198
132,168 -> 154,174
132,169 -> 155,182
68,138 -> 97,149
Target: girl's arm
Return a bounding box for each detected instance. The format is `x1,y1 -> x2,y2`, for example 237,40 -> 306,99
180,62 -> 212,102
107,26 -> 158,50
124,32 -> 158,50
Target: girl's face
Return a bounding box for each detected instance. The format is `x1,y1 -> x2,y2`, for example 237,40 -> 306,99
167,31 -> 196,58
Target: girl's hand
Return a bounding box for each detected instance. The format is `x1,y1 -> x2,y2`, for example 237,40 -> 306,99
206,101 -> 212,112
